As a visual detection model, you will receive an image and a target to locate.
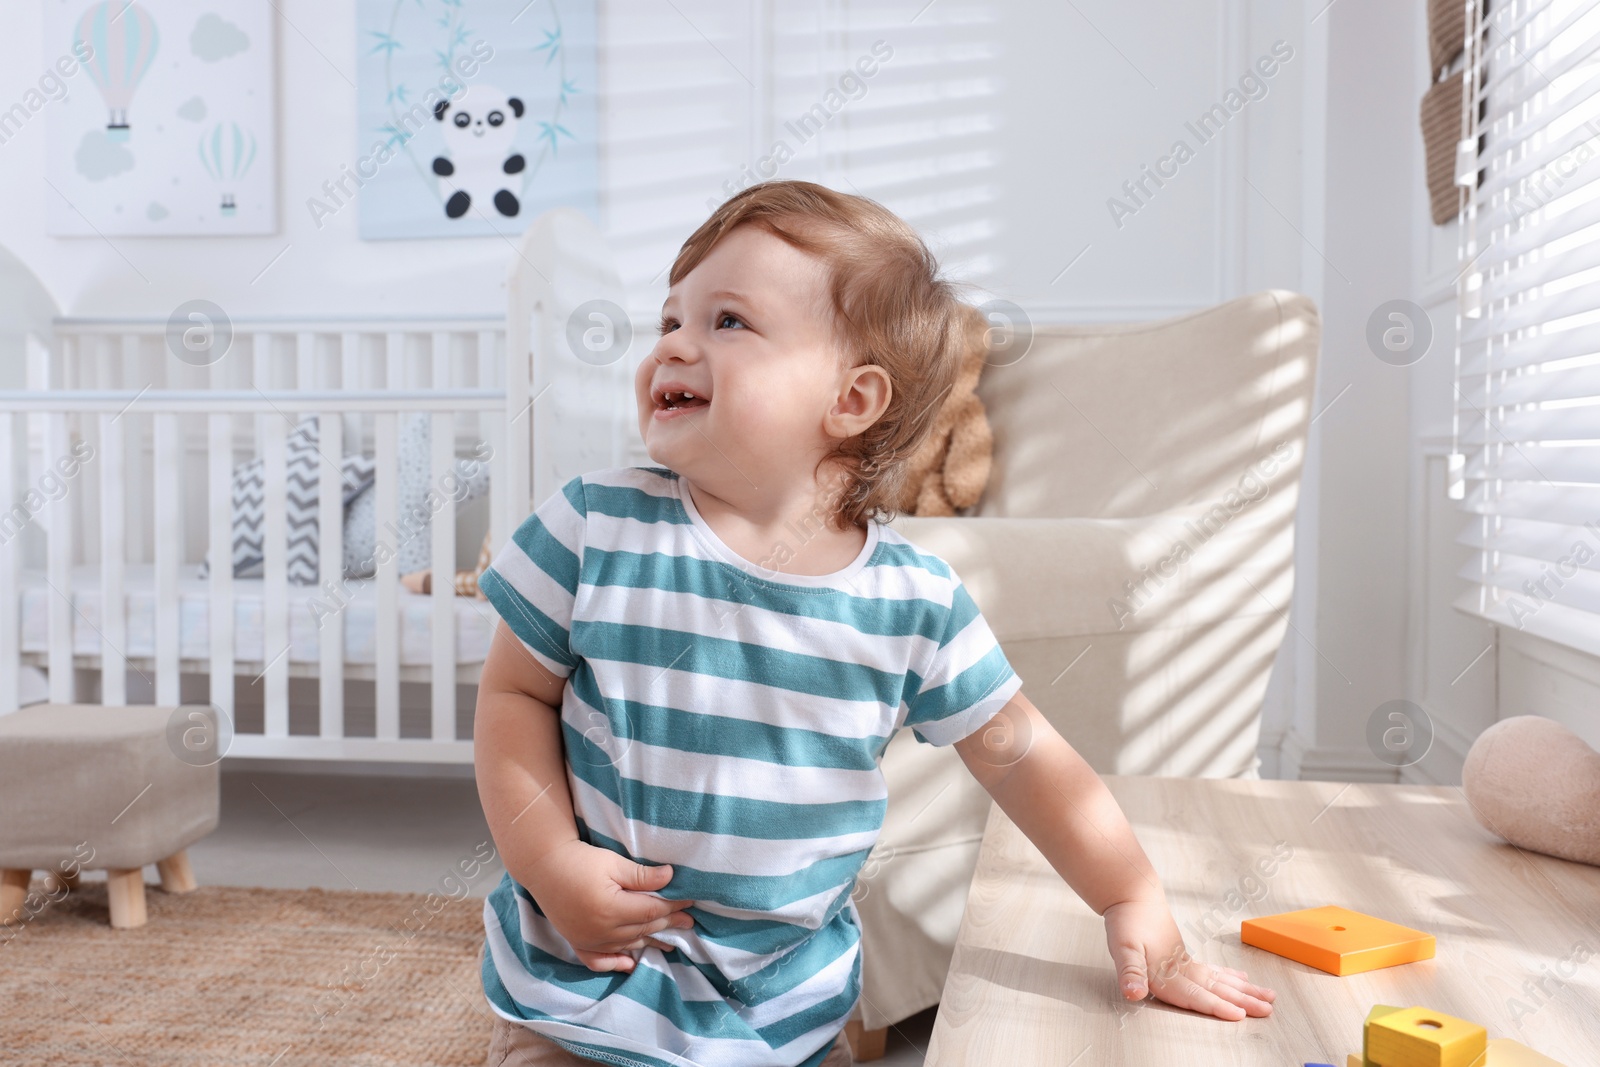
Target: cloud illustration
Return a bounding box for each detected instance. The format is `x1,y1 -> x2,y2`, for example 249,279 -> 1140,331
191,13 -> 249,61
75,130 -> 134,181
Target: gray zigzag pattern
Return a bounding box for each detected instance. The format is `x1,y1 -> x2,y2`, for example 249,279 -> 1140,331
199,418 -> 377,586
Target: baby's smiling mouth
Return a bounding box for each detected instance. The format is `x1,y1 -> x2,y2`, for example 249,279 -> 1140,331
656,389 -> 710,412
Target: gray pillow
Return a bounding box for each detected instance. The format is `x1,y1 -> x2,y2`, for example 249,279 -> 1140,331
199,416 -> 377,585
341,412 -> 491,580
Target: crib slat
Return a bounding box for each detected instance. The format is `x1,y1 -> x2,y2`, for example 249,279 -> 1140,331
153,413 -> 181,705
480,330 -> 508,556
297,331 -> 316,390
0,413 -> 17,713
208,412 -> 234,724
99,413 -> 127,705
253,332 -> 273,639
28,333 -> 51,389
318,412 -> 344,740
386,330 -> 405,389
208,328 -> 228,390
76,340 -> 104,563
374,411 -> 400,741
253,331 -> 272,390
476,330 -> 495,391
45,412 -> 74,703
261,413 -> 289,737
340,331 -> 361,450
432,330 -> 451,390
505,315 -> 531,552
431,411 -> 456,741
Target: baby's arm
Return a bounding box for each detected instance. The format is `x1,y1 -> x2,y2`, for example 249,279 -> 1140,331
475,620 -> 694,972
951,690 -> 1275,1021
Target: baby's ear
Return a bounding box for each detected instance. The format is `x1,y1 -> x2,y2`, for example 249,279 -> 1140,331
507,97 -> 525,118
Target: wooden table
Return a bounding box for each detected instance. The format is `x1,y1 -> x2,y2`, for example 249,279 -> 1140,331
927,777 -> 1600,1066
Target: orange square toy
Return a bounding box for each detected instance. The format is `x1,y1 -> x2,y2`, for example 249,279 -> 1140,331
1239,905 -> 1435,975
1367,1006 -> 1486,1067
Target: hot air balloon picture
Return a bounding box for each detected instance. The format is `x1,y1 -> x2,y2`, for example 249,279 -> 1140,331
199,121 -> 256,216
74,1 -> 160,140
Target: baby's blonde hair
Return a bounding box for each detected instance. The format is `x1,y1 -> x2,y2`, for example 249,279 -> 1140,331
670,180 -> 984,531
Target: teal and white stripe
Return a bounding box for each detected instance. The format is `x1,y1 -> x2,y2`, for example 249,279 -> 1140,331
479,465 -> 1022,1067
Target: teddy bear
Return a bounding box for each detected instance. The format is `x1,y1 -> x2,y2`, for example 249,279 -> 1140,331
431,84 -> 526,220
1462,715 -> 1600,867
889,302 -> 997,517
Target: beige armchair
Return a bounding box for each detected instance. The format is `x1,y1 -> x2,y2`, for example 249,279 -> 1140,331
846,290 -> 1321,1051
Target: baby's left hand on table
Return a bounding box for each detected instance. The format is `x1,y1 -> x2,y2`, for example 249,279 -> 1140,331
1102,898 -> 1275,1021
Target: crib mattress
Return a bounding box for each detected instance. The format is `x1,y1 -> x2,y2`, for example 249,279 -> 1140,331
19,565 -> 496,667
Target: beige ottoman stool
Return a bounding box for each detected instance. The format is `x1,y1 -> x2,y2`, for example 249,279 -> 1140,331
0,703 -> 221,929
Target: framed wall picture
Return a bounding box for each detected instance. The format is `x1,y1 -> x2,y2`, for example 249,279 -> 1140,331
43,0 -> 277,236
352,0 -> 598,240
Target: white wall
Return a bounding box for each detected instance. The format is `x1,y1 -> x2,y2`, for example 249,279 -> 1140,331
0,1 -> 1311,320
9,0 -> 1479,777
1277,0 -> 1427,781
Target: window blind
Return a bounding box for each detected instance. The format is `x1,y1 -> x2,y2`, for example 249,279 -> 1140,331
1452,0 -> 1600,656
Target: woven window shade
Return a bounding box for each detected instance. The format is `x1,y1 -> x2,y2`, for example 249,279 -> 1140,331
1421,76 -> 1470,225
1451,0 -> 1600,658
1429,0 -> 1468,79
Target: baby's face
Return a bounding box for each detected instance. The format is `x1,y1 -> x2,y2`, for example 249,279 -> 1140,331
636,225 -> 848,494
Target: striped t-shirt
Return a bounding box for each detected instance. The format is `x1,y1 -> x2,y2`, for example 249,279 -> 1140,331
477,465 -> 1022,1067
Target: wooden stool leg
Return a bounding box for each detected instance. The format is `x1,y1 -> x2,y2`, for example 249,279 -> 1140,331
42,866 -> 81,896
844,1019 -> 888,1061
1,869 -> 32,926
106,868 -> 148,929
156,850 -> 197,894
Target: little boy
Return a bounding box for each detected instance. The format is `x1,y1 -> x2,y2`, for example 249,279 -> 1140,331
473,180 -> 1274,1067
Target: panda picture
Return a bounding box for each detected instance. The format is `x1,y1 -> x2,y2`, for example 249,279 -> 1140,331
431,85 -> 527,219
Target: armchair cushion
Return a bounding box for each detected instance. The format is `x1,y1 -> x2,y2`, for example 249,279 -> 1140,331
889,499 -> 1294,642
975,290 -> 1318,520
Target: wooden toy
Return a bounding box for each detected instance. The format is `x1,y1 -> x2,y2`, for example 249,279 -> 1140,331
1366,1006 -> 1487,1067
1365,1004 -> 1404,1065
1484,1038 -> 1569,1066
1240,905 -> 1435,975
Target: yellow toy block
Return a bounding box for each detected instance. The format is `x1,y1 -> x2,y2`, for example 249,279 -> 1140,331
1365,1004 -> 1404,1066
1240,905 -> 1435,975
1366,1006 -> 1487,1067
1485,1038 -> 1569,1066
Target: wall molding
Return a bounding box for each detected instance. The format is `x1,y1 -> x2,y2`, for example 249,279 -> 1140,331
1400,709 -> 1473,786
1258,723 -> 1309,780
1296,745 -> 1399,784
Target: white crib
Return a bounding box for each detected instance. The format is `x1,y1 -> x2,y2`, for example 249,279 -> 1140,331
0,208 -> 631,764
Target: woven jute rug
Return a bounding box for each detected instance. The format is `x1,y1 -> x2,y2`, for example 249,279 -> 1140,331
0,875 -> 495,1066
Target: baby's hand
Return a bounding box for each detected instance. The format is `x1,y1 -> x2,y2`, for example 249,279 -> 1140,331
527,839 -> 696,973
1102,898 -> 1275,1021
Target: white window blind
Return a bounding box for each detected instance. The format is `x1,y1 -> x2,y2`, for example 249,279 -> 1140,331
1452,0 -> 1600,657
